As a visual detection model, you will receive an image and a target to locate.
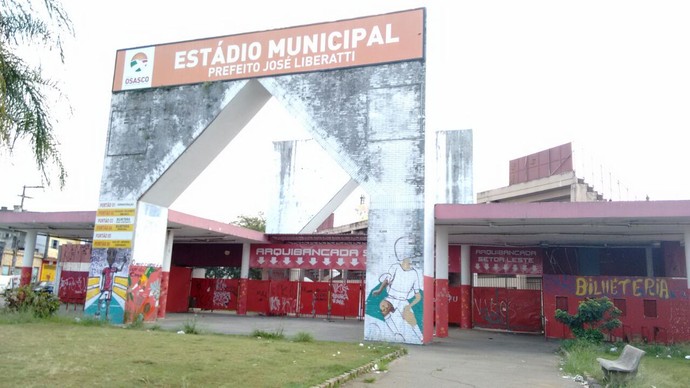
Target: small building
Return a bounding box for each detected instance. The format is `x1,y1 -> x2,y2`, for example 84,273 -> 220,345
436,143 -> 689,343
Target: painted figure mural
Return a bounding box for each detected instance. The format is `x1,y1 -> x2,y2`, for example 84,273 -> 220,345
366,236 -> 424,343
85,248 -> 130,323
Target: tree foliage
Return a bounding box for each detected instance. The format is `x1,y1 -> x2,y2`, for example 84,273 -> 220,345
555,297 -> 622,343
232,212 -> 266,232
204,213 -> 266,279
0,0 -> 73,187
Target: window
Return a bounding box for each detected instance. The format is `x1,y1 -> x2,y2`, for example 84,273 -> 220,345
643,299 -> 657,318
51,239 -> 59,249
613,299 -> 627,317
555,296 -> 568,312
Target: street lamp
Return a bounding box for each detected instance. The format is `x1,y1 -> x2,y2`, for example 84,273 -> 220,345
18,185 -> 44,211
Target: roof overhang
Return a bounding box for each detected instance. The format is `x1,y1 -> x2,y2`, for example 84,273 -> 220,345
435,200 -> 690,248
0,209 -> 268,245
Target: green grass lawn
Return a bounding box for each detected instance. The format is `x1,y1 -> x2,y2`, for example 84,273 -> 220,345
560,339 -> 690,388
0,315 -> 403,387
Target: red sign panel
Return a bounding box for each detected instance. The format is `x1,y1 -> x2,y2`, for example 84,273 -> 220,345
250,244 -> 366,270
471,246 -> 543,275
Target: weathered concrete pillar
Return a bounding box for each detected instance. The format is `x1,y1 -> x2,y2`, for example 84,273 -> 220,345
19,231 -> 37,286
237,243 -> 251,315
460,244 -> 472,329
157,229 -> 174,318
435,226 -> 449,337
125,202 -> 168,323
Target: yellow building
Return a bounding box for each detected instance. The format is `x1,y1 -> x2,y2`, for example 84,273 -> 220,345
0,233 -> 82,283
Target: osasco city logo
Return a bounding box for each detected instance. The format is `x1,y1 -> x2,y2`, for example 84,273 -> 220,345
124,51 -> 151,86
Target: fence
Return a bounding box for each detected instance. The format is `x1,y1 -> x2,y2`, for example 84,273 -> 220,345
189,278 -> 365,319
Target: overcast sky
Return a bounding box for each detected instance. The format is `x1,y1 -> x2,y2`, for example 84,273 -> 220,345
2,0 -> 689,223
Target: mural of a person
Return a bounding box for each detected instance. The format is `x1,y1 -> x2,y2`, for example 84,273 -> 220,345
95,248 -> 127,319
371,236 -> 423,342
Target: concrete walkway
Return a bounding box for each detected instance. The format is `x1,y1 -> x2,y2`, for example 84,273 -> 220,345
151,312 -> 583,388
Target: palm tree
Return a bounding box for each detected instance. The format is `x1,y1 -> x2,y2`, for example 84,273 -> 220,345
0,0 -> 73,188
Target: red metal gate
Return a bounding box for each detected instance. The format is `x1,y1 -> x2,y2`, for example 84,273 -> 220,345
472,287 -> 542,333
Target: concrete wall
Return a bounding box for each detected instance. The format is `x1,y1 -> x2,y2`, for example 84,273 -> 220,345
260,62 -> 427,343
436,130 -> 473,204
267,139 -> 355,234
97,59 -> 427,342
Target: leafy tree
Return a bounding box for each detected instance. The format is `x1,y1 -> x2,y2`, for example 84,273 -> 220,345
233,212 -> 266,232
0,0 -> 73,187
204,213 -> 265,279
555,297 -> 622,343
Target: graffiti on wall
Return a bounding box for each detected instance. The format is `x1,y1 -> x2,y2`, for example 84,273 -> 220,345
269,281 -> 298,316
575,276 -> 671,299
58,271 -> 87,302
212,279 -> 233,309
545,275 -> 686,300
331,283 -> 349,306
84,247 -> 131,323
366,236 -> 424,344
125,265 -> 162,323
472,288 -> 542,332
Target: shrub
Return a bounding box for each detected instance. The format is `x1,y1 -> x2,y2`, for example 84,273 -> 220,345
555,297 -> 621,343
183,315 -> 199,334
251,328 -> 285,340
293,331 -> 314,342
3,285 -> 60,318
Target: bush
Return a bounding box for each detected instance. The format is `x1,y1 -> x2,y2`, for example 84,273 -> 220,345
555,297 -> 621,343
251,328 -> 285,340
293,331 -> 314,342
183,315 -> 199,334
3,285 -> 60,318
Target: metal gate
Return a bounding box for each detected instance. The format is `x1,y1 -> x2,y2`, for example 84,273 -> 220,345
472,275 -> 543,333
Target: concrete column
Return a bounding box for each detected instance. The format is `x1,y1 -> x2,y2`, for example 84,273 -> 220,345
645,247 -> 654,277
685,230 -> 690,289
237,243 -> 250,315
20,231 -> 37,286
460,244 -> 472,329
435,226 -> 449,338
157,230 -> 174,318
126,202 -> 168,323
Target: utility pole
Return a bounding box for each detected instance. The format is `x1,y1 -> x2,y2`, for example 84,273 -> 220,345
18,185 -> 44,211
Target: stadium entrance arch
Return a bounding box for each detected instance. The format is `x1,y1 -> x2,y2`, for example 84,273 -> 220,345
86,9 -> 432,344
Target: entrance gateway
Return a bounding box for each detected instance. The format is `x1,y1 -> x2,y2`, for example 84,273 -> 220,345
86,9 -> 432,344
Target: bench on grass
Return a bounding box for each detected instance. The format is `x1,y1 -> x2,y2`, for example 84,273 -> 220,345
596,344 -> 645,381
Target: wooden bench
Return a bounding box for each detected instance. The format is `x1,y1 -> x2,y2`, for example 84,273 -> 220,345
596,344 -> 645,382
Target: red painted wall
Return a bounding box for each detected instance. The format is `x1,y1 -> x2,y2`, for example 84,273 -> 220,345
330,282 -> 362,318
268,281 -> 298,315
189,278 -> 239,311
662,242 -> 687,277
543,275 -> 690,343
58,270 -> 87,303
172,243 -> 243,267
299,282 -> 330,316
472,288 -> 542,332
448,286 -> 462,324
166,266 -> 192,313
